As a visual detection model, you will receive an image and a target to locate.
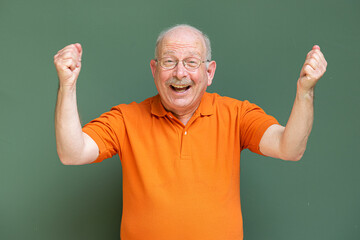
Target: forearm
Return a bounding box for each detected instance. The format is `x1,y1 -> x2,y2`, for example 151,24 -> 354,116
259,45 -> 326,161
54,43 -> 99,164
280,84 -> 314,161
55,86 -> 86,164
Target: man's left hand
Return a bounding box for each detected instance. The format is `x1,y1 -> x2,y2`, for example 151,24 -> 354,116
298,45 -> 327,93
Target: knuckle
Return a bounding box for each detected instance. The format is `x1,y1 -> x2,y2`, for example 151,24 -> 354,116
54,57 -> 61,65
311,58 -> 318,65
62,51 -> 74,59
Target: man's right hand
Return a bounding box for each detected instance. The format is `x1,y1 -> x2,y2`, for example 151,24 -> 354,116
54,43 -> 99,165
54,43 -> 83,89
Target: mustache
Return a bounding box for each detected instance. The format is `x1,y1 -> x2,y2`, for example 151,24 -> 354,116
165,78 -> 193,86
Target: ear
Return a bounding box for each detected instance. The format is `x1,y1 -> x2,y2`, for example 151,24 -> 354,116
150,59 -> 157,79
206,61 -> 216,86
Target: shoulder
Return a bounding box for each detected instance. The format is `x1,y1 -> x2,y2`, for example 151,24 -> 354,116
206,92 -> 256,113
106,96 -> 159,125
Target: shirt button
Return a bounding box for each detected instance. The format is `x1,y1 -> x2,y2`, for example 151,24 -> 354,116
184,131 -> 187,135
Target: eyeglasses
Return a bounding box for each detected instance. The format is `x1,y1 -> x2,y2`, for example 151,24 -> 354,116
155,57 -> 210,71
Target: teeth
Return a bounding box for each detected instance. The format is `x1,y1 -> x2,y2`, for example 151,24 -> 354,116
171,84 -> 189,88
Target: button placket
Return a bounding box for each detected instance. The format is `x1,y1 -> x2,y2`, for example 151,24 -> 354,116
180,128 -> 191,159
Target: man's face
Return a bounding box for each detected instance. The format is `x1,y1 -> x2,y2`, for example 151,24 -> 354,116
150,28 -> 216,115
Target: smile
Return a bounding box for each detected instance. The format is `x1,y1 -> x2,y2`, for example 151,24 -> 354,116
170,84 -> 191,93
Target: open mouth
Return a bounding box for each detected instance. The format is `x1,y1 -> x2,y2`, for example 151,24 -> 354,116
170,84 -> 191,93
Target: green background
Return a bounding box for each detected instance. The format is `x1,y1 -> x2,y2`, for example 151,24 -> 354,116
1,0 -> 359,239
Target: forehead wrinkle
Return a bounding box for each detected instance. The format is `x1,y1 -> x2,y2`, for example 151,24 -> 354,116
161,43 -> 202,57
162,50 -> 202,58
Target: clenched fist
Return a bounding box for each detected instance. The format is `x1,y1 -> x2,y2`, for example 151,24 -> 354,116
298,45 -> 327,92
54,43 -> 83,89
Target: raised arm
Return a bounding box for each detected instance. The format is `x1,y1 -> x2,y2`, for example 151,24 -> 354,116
54,43 -> 99,165
259,45 -> 327,161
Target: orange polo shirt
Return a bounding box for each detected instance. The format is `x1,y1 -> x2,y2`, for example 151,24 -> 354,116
82,92 -> 279,240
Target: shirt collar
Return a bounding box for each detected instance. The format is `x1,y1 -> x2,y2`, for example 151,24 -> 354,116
197,92 -> 214,116
151,92 -> 214,117
151,94 -> 168,117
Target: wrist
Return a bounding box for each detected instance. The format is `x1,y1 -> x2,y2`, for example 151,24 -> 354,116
296,79 -> 315,100
58,83 -> 77,94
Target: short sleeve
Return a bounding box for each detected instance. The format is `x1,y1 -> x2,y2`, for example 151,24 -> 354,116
82,106 -> 125,163
239,100 -> 279,155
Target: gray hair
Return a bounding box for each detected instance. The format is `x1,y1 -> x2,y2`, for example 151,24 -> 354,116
154,24 -> 212,61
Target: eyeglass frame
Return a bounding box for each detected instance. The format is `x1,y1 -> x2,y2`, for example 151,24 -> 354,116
154,56 -> 210,71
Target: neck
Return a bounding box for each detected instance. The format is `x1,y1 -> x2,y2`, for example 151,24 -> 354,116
163,102 -> 200,126
172,111 -> 194,125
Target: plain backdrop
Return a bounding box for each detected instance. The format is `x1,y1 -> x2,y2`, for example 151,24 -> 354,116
0,0 -> 359,239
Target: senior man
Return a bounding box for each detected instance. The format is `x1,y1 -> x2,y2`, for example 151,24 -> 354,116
54,24 -> 327,240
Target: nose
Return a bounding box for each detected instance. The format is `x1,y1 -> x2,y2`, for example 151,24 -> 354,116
173,61 -> 189,80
